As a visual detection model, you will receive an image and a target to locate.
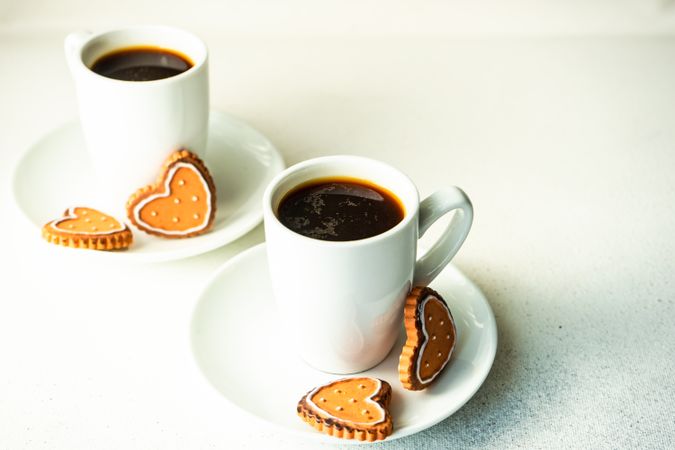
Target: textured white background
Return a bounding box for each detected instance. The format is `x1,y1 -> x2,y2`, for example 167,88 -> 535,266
2,1 -> 675,448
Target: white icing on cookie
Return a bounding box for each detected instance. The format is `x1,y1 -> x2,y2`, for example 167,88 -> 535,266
306,378 -> 386,426
132,162 -> 212,236
416,295 -> 456,384
50,207 -> 126,235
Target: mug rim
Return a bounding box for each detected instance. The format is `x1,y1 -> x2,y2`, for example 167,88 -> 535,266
262,155 -> 420,247
70,25 -> 208,86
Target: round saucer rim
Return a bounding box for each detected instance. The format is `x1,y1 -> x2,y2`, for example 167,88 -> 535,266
11,111 -> 285,263
189,242 -> 498,445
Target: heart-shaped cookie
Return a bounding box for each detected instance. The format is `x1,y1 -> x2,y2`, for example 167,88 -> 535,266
42,207 -> 133,250
297,377 -> 393,441
399,286 -> 457,390
126,150 -> 216,238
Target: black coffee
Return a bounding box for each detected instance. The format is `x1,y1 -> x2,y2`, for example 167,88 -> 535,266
277,178 -> 405,241
90,46 -> 193,81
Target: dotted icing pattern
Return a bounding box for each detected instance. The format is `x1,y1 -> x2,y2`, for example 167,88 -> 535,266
416,295 -> 457,383
52,207 -> 126,235
42,207 -> 132,251
399,286 -> 457,390
126,150 -> 216,238
133,163 -> 212,235
297,377 -> 393,441
306,378 -> 385,425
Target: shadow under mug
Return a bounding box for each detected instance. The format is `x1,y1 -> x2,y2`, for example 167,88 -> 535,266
263,155 -> 473,374
64,26 -> 209,216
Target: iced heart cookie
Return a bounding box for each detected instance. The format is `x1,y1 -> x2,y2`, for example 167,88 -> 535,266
42,207 -> 133,250
297,377 -> 393,441
399,286 -> 457,390
126,149 -> 216,238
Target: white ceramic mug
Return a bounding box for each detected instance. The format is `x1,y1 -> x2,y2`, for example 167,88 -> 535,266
64,26 -> 209,215
263,155 -> 473,374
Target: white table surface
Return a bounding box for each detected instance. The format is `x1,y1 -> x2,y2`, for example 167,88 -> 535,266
2,2 -> 675,449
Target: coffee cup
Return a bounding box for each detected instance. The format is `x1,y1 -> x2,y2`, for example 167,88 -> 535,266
64,25 -> 209,215
263,155 -> 473,374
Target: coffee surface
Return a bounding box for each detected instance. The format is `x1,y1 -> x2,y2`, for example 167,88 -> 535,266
277,178 -> 404,241
91,46 -> 193,81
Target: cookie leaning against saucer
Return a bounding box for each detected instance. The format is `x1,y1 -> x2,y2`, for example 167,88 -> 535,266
399,286 -> 457,390
126,149 -> 216,238
297,377 -> 393,442
42,207 -> 133,250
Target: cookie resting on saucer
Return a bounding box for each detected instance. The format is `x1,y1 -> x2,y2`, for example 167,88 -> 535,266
126,149 -> 216,238
42,207 -> 133,250
297,377 -> 393,441
399,286 -> 457,390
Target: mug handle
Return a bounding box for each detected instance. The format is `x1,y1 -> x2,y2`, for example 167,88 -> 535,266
413,186 -> 473,287
64,31 -> 92,73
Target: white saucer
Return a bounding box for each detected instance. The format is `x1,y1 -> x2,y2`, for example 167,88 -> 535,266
191,243 -> 497,444
11,111 -> 284,262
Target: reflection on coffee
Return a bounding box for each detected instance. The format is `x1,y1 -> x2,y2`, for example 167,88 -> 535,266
91,46 -> 193,81
277,177 -> 404,241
